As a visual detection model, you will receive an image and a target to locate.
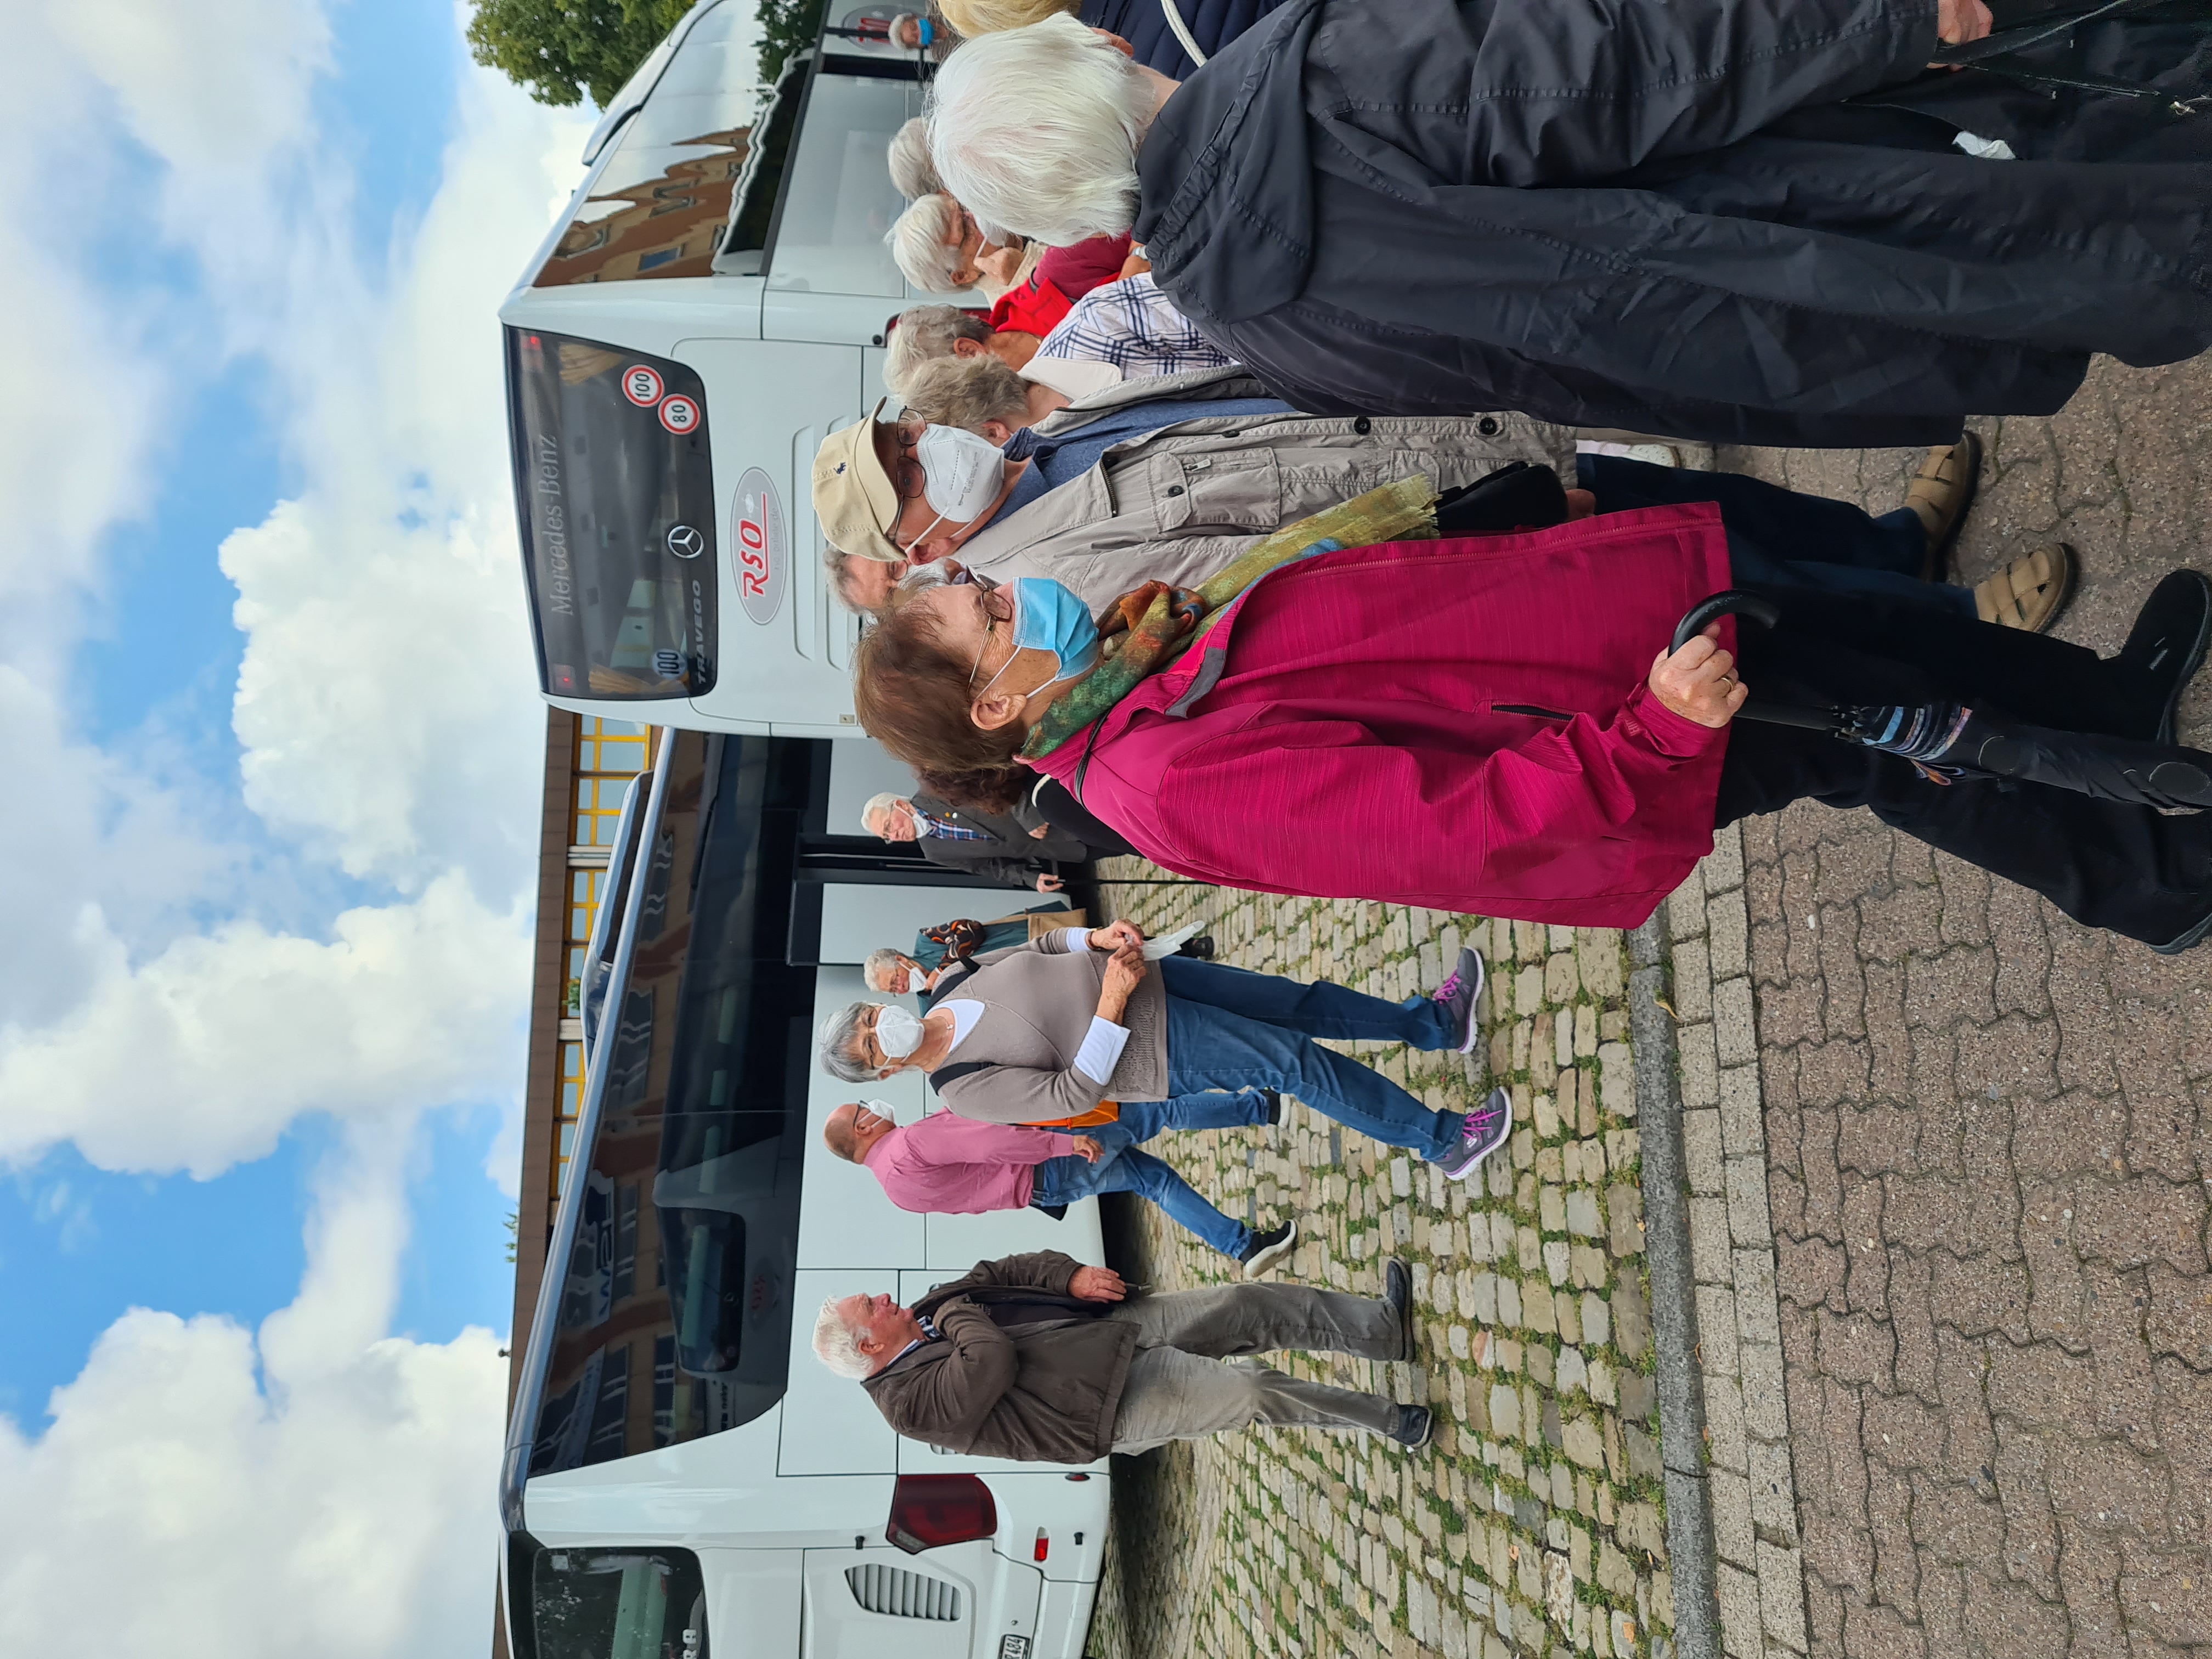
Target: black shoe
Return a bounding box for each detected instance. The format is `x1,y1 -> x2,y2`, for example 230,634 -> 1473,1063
1384,1256 -> 1415,1361
2154,899 -> 2212,956
1389,1404 -> 1433,1449
1239,1218 -> 1297,1279
1260,1087 -> 1284,1127
2121,571 -> 2212,746
1177,933 -> 1216,960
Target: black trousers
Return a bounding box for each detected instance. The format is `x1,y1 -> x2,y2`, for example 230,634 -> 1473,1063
1032,778 -> 1141,859
1713,583 -> 2209,947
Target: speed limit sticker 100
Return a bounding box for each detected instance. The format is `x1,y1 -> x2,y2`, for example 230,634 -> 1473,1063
658,393 -> 702,436
621,364 -> 664,407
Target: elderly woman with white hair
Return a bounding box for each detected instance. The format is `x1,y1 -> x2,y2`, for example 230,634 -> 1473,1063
925,2 -> 2212,448
885,195 -> 1119,345
886,192 -> 1026,296
886,116 -> 942,199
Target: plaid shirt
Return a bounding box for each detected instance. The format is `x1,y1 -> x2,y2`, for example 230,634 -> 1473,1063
911,806 -> 988,842
1034,274 -> 1234,379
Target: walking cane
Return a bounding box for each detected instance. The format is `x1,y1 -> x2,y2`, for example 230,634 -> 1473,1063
1674,591 -> 2212,809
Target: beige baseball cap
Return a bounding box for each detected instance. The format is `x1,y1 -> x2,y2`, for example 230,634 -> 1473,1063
813,399 -> 905,565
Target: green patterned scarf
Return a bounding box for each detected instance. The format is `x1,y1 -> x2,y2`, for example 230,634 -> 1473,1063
1019,475 -> 1439,760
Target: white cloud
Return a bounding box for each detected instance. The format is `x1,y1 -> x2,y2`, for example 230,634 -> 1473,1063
42,0 -> 332,177
0,10 -> 591,1184
0,1133 -> 509,1659
0,664 -> 242,1028
0,872 -> 531,1180
222,47 -> 593,891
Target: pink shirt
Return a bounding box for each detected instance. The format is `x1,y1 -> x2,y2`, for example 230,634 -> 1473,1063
862,1112 -> 1082,1214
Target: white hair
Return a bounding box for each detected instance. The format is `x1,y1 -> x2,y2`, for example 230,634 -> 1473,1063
812,1296 -> 872,1379
889,116 -> 940,199
863,947 -> 911,993
860,791 -> 908,834
885,303 -> 994,396
929,13 -> 1153,245
888,193 -> 973,292
818,1000 -> 881,1084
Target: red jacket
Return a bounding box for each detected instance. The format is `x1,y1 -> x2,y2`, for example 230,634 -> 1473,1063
989,275 -> 1070,340
1029,505 -> 1736,927
988,235 -> 1134,337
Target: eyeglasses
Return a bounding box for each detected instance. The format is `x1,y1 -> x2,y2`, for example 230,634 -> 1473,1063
891,417 -> 928,502
968,583 -> 1016,686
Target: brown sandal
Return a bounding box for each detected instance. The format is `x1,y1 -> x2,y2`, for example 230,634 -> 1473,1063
1904,431 -> 1983,582
1973,543 -> 2076,634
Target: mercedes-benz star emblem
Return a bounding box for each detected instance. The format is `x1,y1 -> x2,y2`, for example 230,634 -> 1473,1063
665,523 -> 705,559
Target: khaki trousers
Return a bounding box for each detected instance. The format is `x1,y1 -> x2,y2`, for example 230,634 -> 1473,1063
1104,1282 -> 1403,1454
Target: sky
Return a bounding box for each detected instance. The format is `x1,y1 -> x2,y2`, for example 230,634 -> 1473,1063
0,1 -> 740,1651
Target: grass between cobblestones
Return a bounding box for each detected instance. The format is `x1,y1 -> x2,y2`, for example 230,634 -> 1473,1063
1082,865 -> 1676,1659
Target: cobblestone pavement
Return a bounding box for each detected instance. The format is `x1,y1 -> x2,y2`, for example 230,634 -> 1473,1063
1724,355 -> 2212,1659
1082,877 -> 1674,1659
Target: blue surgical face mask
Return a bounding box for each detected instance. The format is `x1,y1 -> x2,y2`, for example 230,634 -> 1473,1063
978,577 -> 1100,696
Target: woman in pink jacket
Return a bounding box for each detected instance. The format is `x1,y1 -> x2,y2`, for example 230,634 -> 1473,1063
855,501 -> 2212,952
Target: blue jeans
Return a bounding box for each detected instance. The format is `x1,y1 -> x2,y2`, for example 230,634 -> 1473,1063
1147,963 -> 1468,1163
1029,1091 -> 1269,1258
1582,454 -> 1977,620
1156,956 -> 1457,1047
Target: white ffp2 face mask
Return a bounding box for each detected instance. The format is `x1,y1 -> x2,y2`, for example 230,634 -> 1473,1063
912,424 -> 1006,529
874,1003 -> 926,1061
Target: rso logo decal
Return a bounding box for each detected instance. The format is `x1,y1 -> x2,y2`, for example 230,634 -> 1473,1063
732,467 -> 787,625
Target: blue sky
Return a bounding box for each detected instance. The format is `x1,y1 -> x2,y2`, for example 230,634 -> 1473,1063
0,0 -> 651,1651
4,0 -> 502,1414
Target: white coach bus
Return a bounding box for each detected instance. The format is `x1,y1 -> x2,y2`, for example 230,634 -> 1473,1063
499,0 -> 953,742
500,730 -> 1110,1659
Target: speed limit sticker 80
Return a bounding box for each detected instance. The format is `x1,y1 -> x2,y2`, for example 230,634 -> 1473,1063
658,393 -> 702,436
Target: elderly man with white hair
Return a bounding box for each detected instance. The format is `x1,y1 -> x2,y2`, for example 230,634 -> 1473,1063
812,1249 -> 1433,1457
924,4 -> 2212,450
861,787 -> 1102,891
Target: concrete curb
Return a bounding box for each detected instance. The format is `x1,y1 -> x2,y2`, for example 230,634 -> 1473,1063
1630,911 -> 1720,1659
1638,828 -> 1811,1659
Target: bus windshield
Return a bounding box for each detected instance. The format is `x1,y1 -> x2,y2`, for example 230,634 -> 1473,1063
506,329 -> 718,702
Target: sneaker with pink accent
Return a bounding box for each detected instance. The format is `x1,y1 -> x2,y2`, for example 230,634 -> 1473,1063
1437,1086 -> 1513,1182
1431,946 -> 1485,1054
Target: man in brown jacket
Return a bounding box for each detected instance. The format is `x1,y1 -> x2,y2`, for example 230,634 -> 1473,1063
811,1248 -> 1432,1455
817,920 -> 1510,1182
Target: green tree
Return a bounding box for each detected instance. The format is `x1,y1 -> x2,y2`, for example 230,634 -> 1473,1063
467,0 -> 703,108
756,0 -> 829,83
